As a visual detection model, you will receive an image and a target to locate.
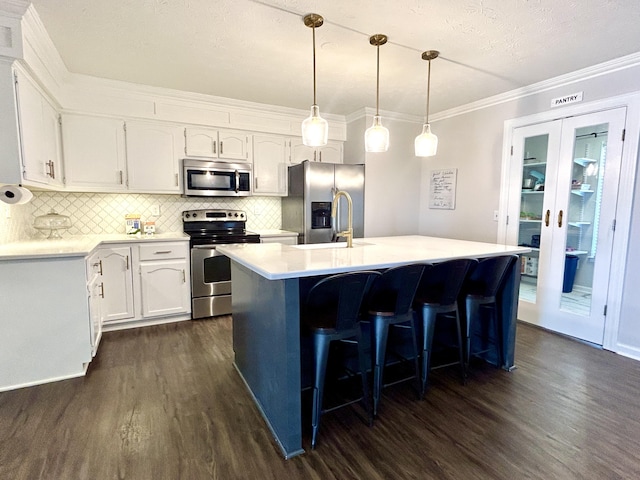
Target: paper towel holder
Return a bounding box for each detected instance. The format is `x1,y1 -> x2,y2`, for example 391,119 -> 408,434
1,184 -> 34,205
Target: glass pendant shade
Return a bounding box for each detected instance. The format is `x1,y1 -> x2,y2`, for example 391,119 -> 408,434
414,123 -> 438,157
302,104 -> 328,147
365,115 -> 389,152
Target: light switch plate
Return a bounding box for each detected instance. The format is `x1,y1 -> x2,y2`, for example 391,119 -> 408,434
151,205 -> 161,217
493,210 -> 499,221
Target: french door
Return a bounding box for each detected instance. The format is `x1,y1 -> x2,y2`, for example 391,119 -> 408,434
506,107 -> 627,344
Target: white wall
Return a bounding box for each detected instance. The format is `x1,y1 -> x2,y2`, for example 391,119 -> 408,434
346,114 -> 423,237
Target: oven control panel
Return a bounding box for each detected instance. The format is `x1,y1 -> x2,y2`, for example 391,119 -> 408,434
183,209 -> 247,222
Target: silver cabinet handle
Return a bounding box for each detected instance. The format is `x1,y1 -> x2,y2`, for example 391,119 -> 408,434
126,255 -> 130,270
213,140 -> 217,155
319,151 -> 322,162
175,173 -> 179,186
93,260 -> 103,275
154,250 -> 172,255
220,141 -> 224,155
119,170 -> 123,184
255,177 -> 258,190
182,269 -> 186,283
99,282 -> 105,298
314,150 -> 317,162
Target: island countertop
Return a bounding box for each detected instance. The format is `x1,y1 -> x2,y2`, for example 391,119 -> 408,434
217,235 -> 530,280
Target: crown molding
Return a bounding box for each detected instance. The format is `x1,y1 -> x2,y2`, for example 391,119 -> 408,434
431,52 -> 640,122
346,107 -> 422,124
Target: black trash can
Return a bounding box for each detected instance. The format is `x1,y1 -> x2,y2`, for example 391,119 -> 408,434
563,255 -> 579,293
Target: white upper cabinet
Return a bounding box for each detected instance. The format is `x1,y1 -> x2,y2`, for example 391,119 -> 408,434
289,138 -> 343,164
62,114 -> 127,191
126,121 -> 183,193
253,134 -> 288,196
14,70 -> 64,187
185,127 -> 250,161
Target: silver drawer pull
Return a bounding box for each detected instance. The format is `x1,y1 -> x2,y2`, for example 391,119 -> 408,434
154,250 -> 172,254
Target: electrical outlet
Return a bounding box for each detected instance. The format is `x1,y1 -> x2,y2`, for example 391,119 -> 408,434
493,210 -> 499,221
151,205 -> 161,217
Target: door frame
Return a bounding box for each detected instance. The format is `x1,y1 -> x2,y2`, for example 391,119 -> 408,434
497,92 -> 640,352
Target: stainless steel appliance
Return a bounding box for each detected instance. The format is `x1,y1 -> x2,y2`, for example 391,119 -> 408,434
282,161 -> 365,244
183,209 -> 260,318
183,159 -> 252,197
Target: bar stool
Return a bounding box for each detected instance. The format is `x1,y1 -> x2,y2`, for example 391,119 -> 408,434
365,264 -> 425,416
414,258 -> 477,395
463,255 -> 518,371
302,270 -> 380,449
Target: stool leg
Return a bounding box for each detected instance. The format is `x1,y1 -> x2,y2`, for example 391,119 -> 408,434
408,313 -> 421,400
454,308 -> 466,382
465,296 -> 480,370
371,314 -> 389,417
355,328 -> 373,427
311,333 -> 330,449
421,307 -> 437,397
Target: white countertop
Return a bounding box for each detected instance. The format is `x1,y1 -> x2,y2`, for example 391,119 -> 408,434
217,235 -> 531,280
0,233 -> 188,261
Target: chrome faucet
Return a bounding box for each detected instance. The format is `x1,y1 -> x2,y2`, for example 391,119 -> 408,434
331,190 -> 353,248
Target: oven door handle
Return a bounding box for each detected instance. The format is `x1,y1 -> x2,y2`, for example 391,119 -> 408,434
235,170 -> 240,193
192,244 -> 219,250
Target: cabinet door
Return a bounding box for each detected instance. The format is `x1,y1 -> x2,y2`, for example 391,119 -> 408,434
140,259 -> 190,318
100,247 -> 135,322
62,114 -> 127,190
218,130 -> 250,161
15,72 -> 61,186
126,122 -> 183,192
289,137 -> 315,164
185,127 -> 218,158
253,134 -> 287,195
318,141 -> 343,164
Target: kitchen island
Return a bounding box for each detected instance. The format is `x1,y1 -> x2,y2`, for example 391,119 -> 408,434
217,235 -> 529,458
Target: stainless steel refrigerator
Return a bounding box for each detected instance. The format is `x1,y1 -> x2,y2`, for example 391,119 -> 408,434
282,160 -> 365,244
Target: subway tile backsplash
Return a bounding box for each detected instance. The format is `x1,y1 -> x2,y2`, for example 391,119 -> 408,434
1,192 -> 282,243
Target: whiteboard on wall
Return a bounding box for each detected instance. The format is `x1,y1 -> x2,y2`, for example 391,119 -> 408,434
429,169 -> 457,210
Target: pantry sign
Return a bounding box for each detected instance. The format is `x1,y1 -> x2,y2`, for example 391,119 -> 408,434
550,91 -> 583,108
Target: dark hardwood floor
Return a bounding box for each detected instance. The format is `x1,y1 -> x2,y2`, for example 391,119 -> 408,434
1,316 -> 640,479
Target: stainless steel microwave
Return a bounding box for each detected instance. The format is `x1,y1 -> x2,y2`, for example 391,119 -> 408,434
183,159 -> 252,197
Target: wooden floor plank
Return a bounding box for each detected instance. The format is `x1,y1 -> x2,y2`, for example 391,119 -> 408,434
1,317 -> 640,479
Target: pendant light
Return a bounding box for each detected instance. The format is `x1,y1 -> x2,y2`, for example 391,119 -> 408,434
364,34 -> 389,153
415,50 -> 439,157
301,13 -> 328,147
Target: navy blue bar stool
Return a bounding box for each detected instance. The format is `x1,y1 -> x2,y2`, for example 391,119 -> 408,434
365,264 -> 425,416
302,270 -> 380,449
414,258 -> 477,395
463,255 -> 519,371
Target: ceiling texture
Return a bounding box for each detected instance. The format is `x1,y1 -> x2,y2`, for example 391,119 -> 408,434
29,0 -> 640,117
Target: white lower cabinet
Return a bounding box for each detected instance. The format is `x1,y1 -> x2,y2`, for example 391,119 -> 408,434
140,258 -> 190,317
92,240 -> 190,330
99,246 -> 135,323
138,241 -> 190,318
86,251 -> 103,357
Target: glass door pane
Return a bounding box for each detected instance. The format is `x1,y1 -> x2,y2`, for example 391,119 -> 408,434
559,124 -> 608,316
518,135 -> 549,304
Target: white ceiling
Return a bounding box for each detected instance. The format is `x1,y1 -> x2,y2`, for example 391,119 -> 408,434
29,0 -> 640,117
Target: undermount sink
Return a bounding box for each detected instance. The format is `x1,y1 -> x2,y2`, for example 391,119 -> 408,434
291,241 -> 374,250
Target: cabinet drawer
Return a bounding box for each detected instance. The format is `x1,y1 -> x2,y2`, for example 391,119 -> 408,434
138,242 -> 189,261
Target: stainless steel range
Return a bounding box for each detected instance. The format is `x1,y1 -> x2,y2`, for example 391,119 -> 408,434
183,209 -> 260,319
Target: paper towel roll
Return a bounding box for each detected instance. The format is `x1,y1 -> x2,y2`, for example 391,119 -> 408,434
1,185 -> 33,205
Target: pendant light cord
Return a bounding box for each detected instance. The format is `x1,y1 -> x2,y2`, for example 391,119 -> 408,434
375,44 -> 380,116
312,24 -> 317,105
425,59 -> 431,124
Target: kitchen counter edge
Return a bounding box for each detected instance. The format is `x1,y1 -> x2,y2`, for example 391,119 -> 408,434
0,233 -> 189,261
